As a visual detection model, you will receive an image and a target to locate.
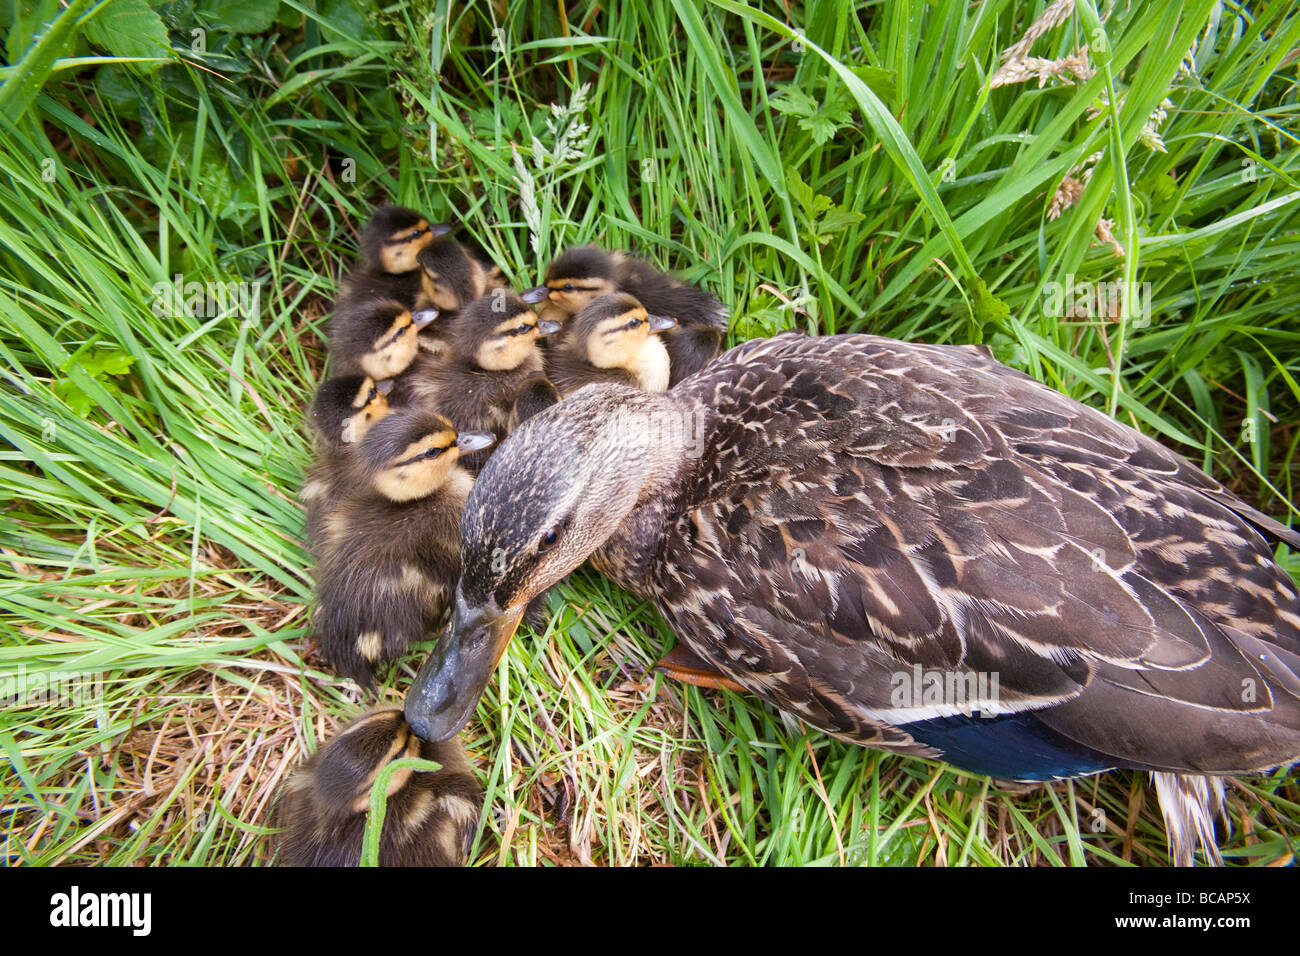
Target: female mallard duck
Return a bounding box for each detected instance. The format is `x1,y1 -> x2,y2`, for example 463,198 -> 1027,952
532,246 -> 726,385
313,407 -> 493,689
405,331 -> 1300,866
276,708 -> 481,867
393,293 -> 561,469
545,292 -> 677,396
339,206 -> 450,307
326,297 -> 439,382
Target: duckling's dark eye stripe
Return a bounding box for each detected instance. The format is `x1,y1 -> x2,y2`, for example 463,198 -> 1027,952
386,226 -> 429,245
395,445 -> 450,467
378,322 -> 412,348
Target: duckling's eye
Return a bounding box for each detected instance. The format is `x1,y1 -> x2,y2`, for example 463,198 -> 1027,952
625,317 -> 644,330
538,528 -> 560,552
561,284 -> 576,293
517,323 -> 533,335
366,387 -> 379,403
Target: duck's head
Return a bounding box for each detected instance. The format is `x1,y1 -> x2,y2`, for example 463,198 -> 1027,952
361,206 -> 450,274
448,293 -> 563,371
405,385 -> 693,740
309,374 -> 394,448
528,246 -> 618,314
351,408 -> 494,503
570,292 -> 676,371
336,299 -> 439,381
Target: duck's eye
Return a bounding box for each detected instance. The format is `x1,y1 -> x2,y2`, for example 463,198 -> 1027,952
424,446 -> 446,460
538,528 -> 560,552
625,317 -> 643,330
366,387 -> 379,403
517,323 -> 533,335
562,284 -> 576,293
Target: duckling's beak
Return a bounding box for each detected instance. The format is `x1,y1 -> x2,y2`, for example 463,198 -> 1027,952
648,314 -> 677,333
413,308 -> 440,329
519,286 -> 550,305
536,319 -> 563,336
456,431 -> 496,453
430,222 -> 453,237
405,593 -> 524,742
376,378 -> 395,395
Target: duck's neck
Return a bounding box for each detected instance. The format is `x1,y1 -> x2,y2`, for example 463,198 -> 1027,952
589,394 -> 709,592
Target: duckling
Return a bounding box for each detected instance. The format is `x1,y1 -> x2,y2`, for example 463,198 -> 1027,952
308,374 -> 394,450
545,292 -> 677,396
415,236 -> 505,314
407,331 -> 1300,867
533,245 -> 727,385
339,206 -> 451,307
327,297 -> 438,381
510,375 -> 561,430
301,374 -> 396,548
312,408 -> 494,688
394,293 -> 561,468
276,708 -> 481,867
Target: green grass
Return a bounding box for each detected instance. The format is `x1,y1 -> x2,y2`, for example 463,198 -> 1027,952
1,0 -> 1298,866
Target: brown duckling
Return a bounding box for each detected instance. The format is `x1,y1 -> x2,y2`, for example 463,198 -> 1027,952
327,297 -> 438,381
394,293 -> 561,467
307,374 -> 395,450
275,708 -> 481,867
416,236 -> 505,314
533,246 -> 727,385
301,374 -> 396,548
545,292 -> 677,396
510,375 -> 561,430
312,408 -> 493,688
338,206 -> 450,307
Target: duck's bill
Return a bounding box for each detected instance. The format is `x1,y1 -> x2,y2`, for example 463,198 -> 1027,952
648,314 -> 677,333
429,222 -> 454,237
536,319 -> 563,336
456,430 -> 496,453
375,378 -> 395,395
412,308 -> 440,329
405,598 -> 525,742
519,286 -> 550,305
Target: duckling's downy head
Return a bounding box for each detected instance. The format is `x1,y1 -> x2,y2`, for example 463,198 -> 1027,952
451,293 -> 562,371
416,238 -> 485,312
275,708 -> 481,866
310,375 -> 394,448
406,385 -> 692,740
361,206 -> 450,274
352,408 -> 495,503
571,292 -> 676,375
333,299 -> 437,381
539,246 -> 618,313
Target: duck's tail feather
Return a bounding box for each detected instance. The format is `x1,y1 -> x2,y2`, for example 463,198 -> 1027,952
1151,772 -> 1228,866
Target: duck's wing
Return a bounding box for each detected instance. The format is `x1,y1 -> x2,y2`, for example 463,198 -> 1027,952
656,333 -> 1300,776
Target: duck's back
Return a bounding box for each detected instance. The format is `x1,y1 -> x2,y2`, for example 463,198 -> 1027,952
649,332 -> 1300,777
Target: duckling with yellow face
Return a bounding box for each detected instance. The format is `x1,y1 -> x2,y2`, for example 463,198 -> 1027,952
301,374 -> 395,548
327,298 -> 438,382
312,408 -> 493,689
393,292 -> 560,469
275,708 -> 481,867
415,236 -> 506,315
532,246 -> 726,385
339,206 -> 450,307
545,292 -> 677,396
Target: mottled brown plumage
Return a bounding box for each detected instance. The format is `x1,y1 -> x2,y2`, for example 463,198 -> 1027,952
408,332 -> 1300,866
275,709 -> 481,867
